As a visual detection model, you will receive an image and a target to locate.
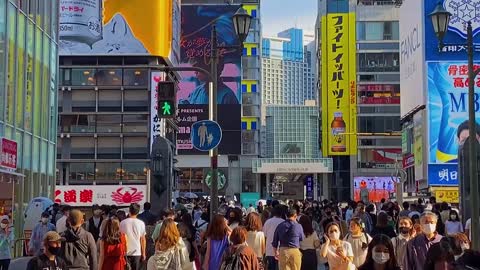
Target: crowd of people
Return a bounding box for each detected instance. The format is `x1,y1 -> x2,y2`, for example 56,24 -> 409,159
11,196 -> 480,270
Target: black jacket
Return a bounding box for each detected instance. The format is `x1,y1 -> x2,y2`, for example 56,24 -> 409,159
26,254 -> 67,270
60,227 -> 98,270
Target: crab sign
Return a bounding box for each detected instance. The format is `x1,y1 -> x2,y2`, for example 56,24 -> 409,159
111,187 -> 144,204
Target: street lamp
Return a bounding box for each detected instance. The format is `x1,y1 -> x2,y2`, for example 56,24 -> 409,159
430,2 -> 480,250
209,7 -> 252,220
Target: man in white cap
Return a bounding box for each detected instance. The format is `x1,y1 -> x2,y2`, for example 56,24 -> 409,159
27,231 -> 67,270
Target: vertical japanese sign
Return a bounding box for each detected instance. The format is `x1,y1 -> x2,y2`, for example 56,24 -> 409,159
0,138 -> 17,170
321,13 -> 357,156
150,72 -> 166,151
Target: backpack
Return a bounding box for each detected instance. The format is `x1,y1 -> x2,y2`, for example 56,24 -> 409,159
150,247 -> 181,270
220,246 -> 245,270
194,220 -> 207,244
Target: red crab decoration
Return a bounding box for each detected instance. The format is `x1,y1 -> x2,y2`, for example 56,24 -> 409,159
111,187 -> 144,204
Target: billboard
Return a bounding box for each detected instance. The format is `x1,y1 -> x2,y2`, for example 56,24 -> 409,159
177,5 -> 242,155
430,186 -> 460,203
0,138 -> 17,170
400,0 -> 426,117
321,13 -> 357,156
59,0 -> 181,63
353,177 -> 397,203
424,0 -> 480,61
55,185 -> 147,206
428,163 -> 459,186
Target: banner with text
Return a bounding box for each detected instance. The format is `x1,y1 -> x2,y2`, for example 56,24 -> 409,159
321,13 -> 357,156
55,185 -> 147,206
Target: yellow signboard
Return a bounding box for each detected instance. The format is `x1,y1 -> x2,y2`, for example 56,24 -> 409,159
431,187 -> 459,203
321,13 -> 357,156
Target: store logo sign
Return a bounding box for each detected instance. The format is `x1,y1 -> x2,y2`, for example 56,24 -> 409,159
445,0 -> 480,39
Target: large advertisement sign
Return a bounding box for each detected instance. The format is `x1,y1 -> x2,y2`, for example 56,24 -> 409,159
430,186 -> 460,203
177,5 -> 241,155
427,61 -> 480,186
400,0 -> 426,117
321,13 -> 357,156
59,0 -> 180,63
55,185 -> 147,206
424,0 -> 480,61
0,138 -> 17,170
353,177 -> 397,203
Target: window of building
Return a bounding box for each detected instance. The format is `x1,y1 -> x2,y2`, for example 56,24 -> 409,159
124,90 -> 148,111
60,114 -> 96,133
357,21 -> 400,41
123,114 -> 148,133
70,137 -> 95,159
123,137 -> 148,159
124,69 -> 148,86
358,116 -> 401,133
242,168 -> 256,192
96,69 -> 122,86
96,115 -> 121,133
98,90 -> 122,112
69,163 -> 95,182
122,162 -> 148,181
71,90 -> 96,112
97,137 -> 121,159
70,69 -> 96,86
95,162 -> 121,182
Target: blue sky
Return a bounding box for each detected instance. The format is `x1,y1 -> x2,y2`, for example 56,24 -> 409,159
261,0 -> 317,36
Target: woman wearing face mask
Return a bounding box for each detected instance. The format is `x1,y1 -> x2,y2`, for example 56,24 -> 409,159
344,218 -> 372,268
358,234 -> 401,270
0,216 -> 13,270
391,217 -> 414,270
445,210 -> 463,235
320,222 -> 355,270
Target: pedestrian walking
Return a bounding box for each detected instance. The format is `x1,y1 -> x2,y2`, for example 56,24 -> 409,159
138,202 -> 158,226
391,217 -> 414,270
203,214 -> 230,270
0,216 -> 13,270
445,210 -> 463,235
147,219 -> 192,270
263,206 -> 285,270
272,208 -> 304,270
29,212 -> 56,256
60,210 -> 98,270
120,203 -> 147,270
56,205 -> 71,234
298,215 -> 319,270
424,241 -> 455,270
86,204 -> 103,242
245,212 -> 266,269
371,212 -> 397,239
220,227 -> 260,270
343,217 -> 371,268
26,231 -> 67,270
320,222 -> 354,270
98,217 -> 127,270
357,234 -> 401,270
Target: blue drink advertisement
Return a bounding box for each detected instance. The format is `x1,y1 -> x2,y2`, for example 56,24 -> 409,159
428,62 -> 480,164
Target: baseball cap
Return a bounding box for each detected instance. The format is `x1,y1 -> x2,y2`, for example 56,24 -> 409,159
44,231 -> 63,242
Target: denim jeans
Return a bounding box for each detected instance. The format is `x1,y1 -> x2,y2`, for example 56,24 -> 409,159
266,256 -> 278,270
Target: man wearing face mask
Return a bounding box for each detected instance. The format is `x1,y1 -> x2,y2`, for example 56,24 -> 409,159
27,231 -> 67,270
404,212 -> 443,270
29,212 -> 56,256
86,204 -> 103,242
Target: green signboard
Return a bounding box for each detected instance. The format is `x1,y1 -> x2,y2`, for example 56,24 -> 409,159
240,192 -> 260,208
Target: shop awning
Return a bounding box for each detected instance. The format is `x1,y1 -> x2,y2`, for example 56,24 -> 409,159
0,168 -> 25,184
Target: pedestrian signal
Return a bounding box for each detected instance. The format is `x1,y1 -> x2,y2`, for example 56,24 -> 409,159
157,81 -> 176,118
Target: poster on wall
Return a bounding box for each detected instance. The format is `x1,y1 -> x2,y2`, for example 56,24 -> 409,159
321,12 -> 357,156
177,5 -> 241,155
353,177 -> 397,203
58,0 -> 180,63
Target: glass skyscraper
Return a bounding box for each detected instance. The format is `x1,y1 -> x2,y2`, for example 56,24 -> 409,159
0,0 -> 59,239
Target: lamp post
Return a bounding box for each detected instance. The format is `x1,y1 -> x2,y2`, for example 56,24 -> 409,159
209,7 -> 251,220
430,3 -> 480,250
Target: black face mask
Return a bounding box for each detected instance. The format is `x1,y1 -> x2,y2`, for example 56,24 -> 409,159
48,246 -> 61,256
399,227 -> 410,235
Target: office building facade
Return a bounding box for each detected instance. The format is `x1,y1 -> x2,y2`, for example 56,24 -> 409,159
0,0 -> 59,237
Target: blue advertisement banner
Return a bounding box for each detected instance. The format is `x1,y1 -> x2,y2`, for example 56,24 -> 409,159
424,0 -> 480,61
428,163 -> 459,186
427,62 -> 480,163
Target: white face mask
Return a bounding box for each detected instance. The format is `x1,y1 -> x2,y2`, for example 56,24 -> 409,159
0,224 -> 7,229
372,251 -> 390,264
329,231 -> 340,241
422,223 -> 436,234
41,218 -> 49,224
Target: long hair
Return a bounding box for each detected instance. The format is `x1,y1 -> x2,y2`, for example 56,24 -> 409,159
360,234 -> 399,270
424,241 -> 455,270
205,214 -> 229,241
298,215 -> 314,237
245,212 -> 262,232
157,219 -> 180,251
103,217 -> 121,245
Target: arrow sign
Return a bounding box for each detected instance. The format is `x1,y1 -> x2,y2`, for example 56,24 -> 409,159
191,120 -> 222,151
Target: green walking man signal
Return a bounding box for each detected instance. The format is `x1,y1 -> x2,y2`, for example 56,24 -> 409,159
157,81 -> 176,119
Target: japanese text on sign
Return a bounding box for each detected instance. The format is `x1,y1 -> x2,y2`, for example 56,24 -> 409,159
0,138 -> 17,170
438,168 -> 458,182
447,64 -> 480,88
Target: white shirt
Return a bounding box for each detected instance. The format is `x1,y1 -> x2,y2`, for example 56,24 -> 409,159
56,216 -> 68,234
246,231 -> 265,258
300,233 -> 319,250
465,218 -> 480,240
247,207 -> 256,214
263,217 -> 284,257
120,217 -> 146,256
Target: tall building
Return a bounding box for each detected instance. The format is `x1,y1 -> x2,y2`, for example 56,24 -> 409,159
176,0 -> 262,197
317,0 -> 401,201
0,0 -> 59,236
262,28 -> 316,106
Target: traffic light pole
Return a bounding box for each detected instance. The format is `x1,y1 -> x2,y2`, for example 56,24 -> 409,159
210,25 -> 220,222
